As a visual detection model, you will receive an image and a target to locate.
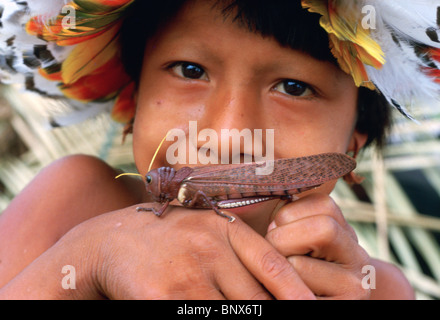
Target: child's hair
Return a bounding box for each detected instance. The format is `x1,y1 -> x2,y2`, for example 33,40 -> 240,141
120,0 -> 392,149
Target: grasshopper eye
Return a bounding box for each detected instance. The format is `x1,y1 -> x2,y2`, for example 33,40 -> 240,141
146,175 -> 153,184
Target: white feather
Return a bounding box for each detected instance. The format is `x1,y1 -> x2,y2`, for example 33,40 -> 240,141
47,101 -> 114,127
45,43 -> 74,65
363,0 -> 440,115
370,0 -> 440,48
26,0 -> 71,19
33,73 -> 64,96
0,0 -> 75,98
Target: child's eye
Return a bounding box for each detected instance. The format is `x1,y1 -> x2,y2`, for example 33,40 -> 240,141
169,62 -> 208,80
272,80 -> 313,97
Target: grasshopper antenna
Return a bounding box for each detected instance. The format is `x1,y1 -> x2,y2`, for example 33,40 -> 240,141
115,172 -> 143,179
148,131 -> 170,172
115,131 -> 171,180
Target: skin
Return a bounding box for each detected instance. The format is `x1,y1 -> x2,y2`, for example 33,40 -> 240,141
0,0 -> 414,299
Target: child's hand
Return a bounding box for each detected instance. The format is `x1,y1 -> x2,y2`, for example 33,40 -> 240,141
73,205 -> 315,300
266,193 -> 371,299
0,204 -> 317,300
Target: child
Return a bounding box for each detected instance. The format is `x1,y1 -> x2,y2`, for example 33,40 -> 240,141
2,0 -> 437,299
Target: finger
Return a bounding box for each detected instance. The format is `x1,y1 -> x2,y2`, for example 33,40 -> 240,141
209,219 -> 273,300
287,256 -> 371,300
215,262 -> 273,300
146,210 -> 274,300
267,215 -> 368,264
226,217 -> 315,300
269,193 -> 357,241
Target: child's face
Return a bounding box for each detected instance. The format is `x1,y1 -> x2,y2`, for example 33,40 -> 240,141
132,0 -> 365,228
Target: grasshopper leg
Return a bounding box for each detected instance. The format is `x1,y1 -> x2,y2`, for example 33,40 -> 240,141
136,201 -> 170,217
188,190 -> 236,223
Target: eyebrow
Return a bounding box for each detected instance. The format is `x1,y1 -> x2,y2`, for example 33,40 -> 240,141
167,40 -> 226,67
252,56 -> 345,86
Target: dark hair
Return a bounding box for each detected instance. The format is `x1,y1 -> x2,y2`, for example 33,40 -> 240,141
119,0 -> 392,149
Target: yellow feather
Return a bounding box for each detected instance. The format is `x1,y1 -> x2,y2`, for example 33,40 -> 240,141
302,0 -> 385,89
61,24 -> 119,84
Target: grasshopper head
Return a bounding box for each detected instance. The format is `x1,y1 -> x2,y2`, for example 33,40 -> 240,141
144,167 -> 176,203
144,170 -> 161,202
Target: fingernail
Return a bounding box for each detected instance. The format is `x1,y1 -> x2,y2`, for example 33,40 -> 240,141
267,220 -> 277,232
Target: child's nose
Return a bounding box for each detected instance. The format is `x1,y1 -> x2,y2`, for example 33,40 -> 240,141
197,84 -> 265,163
205,83 -> 263,129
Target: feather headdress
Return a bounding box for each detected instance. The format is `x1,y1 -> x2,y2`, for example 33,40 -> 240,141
1,0 -> 440,125
0,0 -> 136,125
301,0 -> 440,119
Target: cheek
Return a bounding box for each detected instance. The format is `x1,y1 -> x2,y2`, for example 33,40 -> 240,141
273,112 -> 357,157
132,122 -> 155,175
132,80 -> 177,172
132,99 -> 173,174
263,86 -> 358,158
132,94 -> 207,174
